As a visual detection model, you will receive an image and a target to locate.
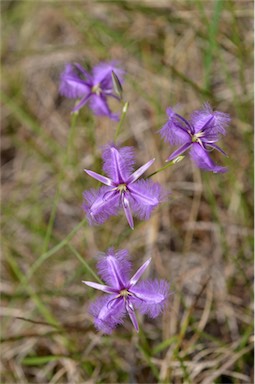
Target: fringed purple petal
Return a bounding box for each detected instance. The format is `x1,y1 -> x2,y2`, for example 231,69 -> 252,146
59,64 -> 90,99
83,187 -> 120,225
97,248 -> 132,289
128,179 -> 162,220
190,102 -> 231,135
130,279 -> 170,318
90,296 -> 125,334
102,145 -> 135,183
159,107 -> 191,145
92,61 -> 125,90
189,143 -> 228,173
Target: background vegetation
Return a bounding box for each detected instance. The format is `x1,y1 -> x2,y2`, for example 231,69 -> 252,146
1,0 -> 253,383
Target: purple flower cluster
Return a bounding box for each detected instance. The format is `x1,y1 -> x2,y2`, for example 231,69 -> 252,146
59,60 -> 231,334
83,248 -> 170,333
83,144 -> 163,229
160,103 -> 231,173
59,61 -> 124,120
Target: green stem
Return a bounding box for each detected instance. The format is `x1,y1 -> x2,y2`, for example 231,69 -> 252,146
114,101 -> 129,142
67,112 -> 79,162
42,112 -> 79,254
25,218 -> 87,284
6,252 -> 61,327
147,156 -> 184,178
68,244 -> 103,284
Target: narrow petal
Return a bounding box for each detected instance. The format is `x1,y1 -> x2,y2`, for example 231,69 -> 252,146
126,158 -> 155,184
90,296 -> 125,334
83,186 -> 120,225
84,169 -> 114,186
166,141 -> 192,162
72,93 -> 92,112
128,179 -> 162,220
97,248 -> 132,289
125,301 -> 139,332
175,113 -> 195,134
189,143 -> 227,173
207,143 -> 228,157
129,258 -> 151,287
121,194 -> 134,229
102,145 -> 135,183
82,281 -> 117,294
74,63 -> 92,81
130,279 -> 170,318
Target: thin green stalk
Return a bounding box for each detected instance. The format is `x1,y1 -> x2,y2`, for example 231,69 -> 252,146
114,101 -> 129,142
67,112 -> 79,161
41,184 -> 61,254
86,115 -> 96,147
24,218 -> 87,285
0,91 -> 59,153
68,244 -> 103,284
138,327 -> 160,381
147,156 -> 185,178
42,112 -> 79,254
203,0 -> 223,90
6,253 -> 60,327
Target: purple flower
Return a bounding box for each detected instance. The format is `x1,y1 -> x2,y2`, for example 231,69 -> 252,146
59,61 -> 124,120
83,248 -> 170,333
160,103 -> 231,173
83,145 -> 163,229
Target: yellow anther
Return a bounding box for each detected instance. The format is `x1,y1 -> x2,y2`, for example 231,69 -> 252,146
120,289 -> 129,297
117,184 -> 127,192
92,84 -> 102,95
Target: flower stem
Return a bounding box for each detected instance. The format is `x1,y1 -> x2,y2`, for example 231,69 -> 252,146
41,112 -> 78,254
68,244 -> 103,284
147,156 -> 185,178
114,101 -> 129,142
26,218 -> 87,284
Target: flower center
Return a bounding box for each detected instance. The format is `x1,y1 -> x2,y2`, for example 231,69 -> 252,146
92,83 -> 102,95
117,183 -> 127,193
120,289 -> 130,297
192,131 -> 204,142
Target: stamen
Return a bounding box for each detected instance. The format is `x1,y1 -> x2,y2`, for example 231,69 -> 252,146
120,289 -> 132,297
192,131 -> 205,142
92,84 -> 102,95
117,184 -> 127,193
